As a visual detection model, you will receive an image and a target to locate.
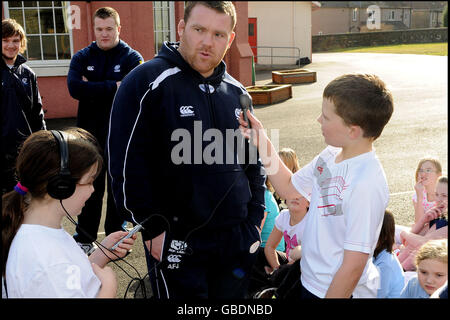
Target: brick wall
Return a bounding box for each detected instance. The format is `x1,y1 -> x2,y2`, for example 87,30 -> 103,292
312,27 -> 448,52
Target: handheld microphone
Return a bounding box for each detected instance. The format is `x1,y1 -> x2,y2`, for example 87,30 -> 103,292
239,94 -> 252,129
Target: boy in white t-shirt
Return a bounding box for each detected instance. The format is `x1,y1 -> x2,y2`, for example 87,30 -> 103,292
240,74 -> 394,298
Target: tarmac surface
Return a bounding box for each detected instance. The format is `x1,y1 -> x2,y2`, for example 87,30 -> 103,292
46,52 -> 447,299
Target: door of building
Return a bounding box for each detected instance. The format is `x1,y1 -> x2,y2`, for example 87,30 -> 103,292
248,17 -> 257,63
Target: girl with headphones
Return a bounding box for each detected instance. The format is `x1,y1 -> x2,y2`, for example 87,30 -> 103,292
2,128 -> 136,298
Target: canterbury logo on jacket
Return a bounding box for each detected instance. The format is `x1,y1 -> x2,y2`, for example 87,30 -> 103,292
107,41 -> 266,240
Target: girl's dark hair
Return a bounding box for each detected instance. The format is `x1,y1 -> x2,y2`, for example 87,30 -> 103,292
2,128 -> 102,276
374,209 -> 396,259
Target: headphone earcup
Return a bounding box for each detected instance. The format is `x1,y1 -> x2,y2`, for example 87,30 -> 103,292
47,174 -> 76,200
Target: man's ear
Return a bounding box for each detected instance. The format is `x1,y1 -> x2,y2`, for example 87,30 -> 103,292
117,25 -> 122,35
227,31 -> 236,49
177,19 -> 186,37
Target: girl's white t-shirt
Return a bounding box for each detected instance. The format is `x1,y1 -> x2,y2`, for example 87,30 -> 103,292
292,146 -> 389,298
5,224 -> 101,298
274,209 -> 306,260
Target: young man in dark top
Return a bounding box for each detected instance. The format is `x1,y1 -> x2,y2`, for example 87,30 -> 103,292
67,7 -> 143,254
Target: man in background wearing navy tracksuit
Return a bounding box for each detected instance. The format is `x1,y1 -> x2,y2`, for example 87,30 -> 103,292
67,7 -> 143,255
2,19 -> 46,195
107,1 -> 266,298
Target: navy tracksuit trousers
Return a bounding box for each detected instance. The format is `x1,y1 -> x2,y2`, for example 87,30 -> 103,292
144,220 -> 260,299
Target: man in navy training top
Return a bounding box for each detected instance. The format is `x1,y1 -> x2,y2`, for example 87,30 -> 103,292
67,7 -> 143,255
107,1 -> 266,298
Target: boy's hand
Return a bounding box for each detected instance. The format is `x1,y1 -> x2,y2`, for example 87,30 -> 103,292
239,109 -> 265,147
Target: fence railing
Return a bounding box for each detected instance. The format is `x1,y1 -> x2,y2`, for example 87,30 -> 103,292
250,46 -> 301,67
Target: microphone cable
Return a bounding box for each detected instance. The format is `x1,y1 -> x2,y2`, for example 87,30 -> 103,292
61,200 -> 148,298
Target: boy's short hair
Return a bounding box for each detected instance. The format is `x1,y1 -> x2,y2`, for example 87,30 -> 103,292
93,7 -> 120,26
2,18 -> 27,53
184,1 -> 236,31
415,239 -> 448,267
323,74 -> 394,140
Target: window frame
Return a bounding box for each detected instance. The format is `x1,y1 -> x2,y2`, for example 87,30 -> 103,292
352,8 -> 358,22
3,1 -> 74,77
389,10 -> 395,21
153,1 -> 175,55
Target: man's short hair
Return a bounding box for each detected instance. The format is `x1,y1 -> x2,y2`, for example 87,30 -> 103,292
93,7 -> 120,26
184,1 -> 236,31
2,18 -> 27,53
323,74 -> 394,140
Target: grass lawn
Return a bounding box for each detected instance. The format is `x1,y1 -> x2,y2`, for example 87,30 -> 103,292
325,42 -> 448,56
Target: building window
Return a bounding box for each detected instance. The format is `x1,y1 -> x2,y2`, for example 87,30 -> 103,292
389,10 -> 395,21
4,1 -> 72,62
153,1 -> 175,54
352,8 -> 358,21
368,10 -> 376,24
248,23 -> 254,36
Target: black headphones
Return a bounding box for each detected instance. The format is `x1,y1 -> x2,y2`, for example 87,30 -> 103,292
47,130 -> 76,200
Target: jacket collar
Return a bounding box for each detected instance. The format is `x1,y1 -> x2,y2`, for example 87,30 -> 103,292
1,54 -> 27,70
90,39 -> 125,54
159,41 -> 226,85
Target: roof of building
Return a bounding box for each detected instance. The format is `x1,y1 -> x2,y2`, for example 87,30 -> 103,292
318,1 -> 446,10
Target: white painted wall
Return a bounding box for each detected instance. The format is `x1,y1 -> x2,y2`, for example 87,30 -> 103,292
248,1 -> 312,65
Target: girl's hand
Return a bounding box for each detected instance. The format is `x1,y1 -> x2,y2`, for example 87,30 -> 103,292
424,205 -> 443,223
414,178 -> 425,194
92,263 -> 117,297
92,263 -> 116,283
289,245 -> 302,261
101,231 -> 137,259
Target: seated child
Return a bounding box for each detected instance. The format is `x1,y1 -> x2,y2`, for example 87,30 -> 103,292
412,158 -> 443,223
260,179 -> 284,252
252,195 -> 310,299
398,176 -> 448,271
373,210 -> 405,298
395,158 -> 442,244
275,148 -> 300,210
264,196 -> 310,272
400,239 -> 447,298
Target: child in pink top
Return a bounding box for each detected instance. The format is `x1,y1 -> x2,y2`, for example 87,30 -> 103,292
398,176 -> 448,271
412,158 -> 442,222
395,158 -> 442,245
